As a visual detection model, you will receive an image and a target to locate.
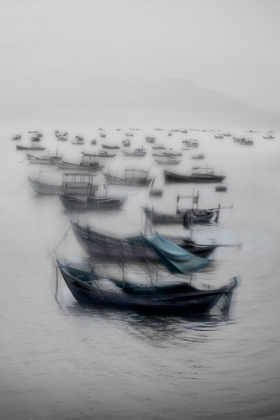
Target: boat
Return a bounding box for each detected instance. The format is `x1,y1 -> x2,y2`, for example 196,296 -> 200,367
59,193 -> 128,211
26,150 -> 62,164
215,186 -> 227,192
122,139 -> 131,147
102,144 -> 120,149
143,206 -> 219,225
81,151 -> 116,158
56,259 -> 237,314
152,144 -> 166,150
91,139 -> 97,145
70,221 -> 218,260
182,139 -> 199,147
168,133 -> 172,136
57,136 -> 68,141
149,177 -> 164,197
31,136 -> 41,142
263,135 -> 275,139
72,139 -> 84,145
155,158 -> 180,165
224,133 -> 232,137
214,134 -> 224,139
16,144 -> 46,151
100,133 -> 106,138
239,138 -> 254,145
55,156 -> 105,171
103,169 -> 151,186
163,151 -> 182,157
12,135 -> 21,140
125,133 -> 134,137
164,167 -> 225,183
28,172 -> 98,195
145,137 -> 156,143
192,154 -> 205,159
122,148 -> 147,157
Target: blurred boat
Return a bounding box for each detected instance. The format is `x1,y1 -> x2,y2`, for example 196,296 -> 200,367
12,135 -> 21,140
28,172 -> 98,195
263,135 -> 275,139
103,169 -> 151,186
59,193 -> 128,211
164,167 -> 225,183
56,259 -> 237,314
81,151 -> 116,158
27,150 -> 62,164
155,157 -> 180,165
192,154 -> 205,159
145,137 -> 156,143
16,144 -> 46,151
102,144 -> 120,149
215,186 -> 227,192
214,134 -> 224,139
149,177 -> 164,197
182,139 -> 199,147
122,148 -> 147,157
55,156 -> 104,171
122,139 -> 131,147
152,144 -> 166,150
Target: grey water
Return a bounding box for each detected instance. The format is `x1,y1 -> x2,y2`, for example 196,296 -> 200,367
1,111 -> 280,420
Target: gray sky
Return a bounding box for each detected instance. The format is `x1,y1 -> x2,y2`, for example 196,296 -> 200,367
0,0 -> 279,112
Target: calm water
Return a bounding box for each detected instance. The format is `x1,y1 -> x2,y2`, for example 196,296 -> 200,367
1,111 -> 280,420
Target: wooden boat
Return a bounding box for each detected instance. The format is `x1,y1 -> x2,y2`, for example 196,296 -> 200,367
214,134 -> 224,139
103,169 -> 151,186
152,144 -> 166,150
122,148 -> 147,157
59,193 -> 128,211
27,151 -> 62,164
125,132 -> 134,137
149,177 -> 163,197
102,144 -> 120,149
81,151 -> 116,158
145,137 -> 156,143
182,140 -> 199,147
163,151 -> 182,157
155,158 -> 180,165
70,221 -> 218,260
28,172 -> 98,195
215,186 -> 227,192
122,139 -> 131,147
192,154 -> 205,159
164,167 -> 225,183
143,206 -> 218,225
55,156 -> 104,171
263,135 -> 275,139
57,260 -> 237,314
16,144 -> 46,151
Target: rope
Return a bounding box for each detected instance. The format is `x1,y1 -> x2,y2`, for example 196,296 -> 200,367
0,179 -> 28,194
47,225 -> 72,257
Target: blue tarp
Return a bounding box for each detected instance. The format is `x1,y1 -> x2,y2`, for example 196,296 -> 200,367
142,234 -> 211,275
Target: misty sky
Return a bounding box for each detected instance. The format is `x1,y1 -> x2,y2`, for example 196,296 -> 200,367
0,0 -> 279,112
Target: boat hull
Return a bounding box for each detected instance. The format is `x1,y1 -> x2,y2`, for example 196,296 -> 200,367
164,170 -> 225,183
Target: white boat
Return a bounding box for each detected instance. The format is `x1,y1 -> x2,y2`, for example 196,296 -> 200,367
122,148 -> 147,157
28,172 -> 98,195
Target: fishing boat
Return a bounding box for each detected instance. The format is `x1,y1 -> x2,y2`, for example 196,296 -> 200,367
102,144 -> 120,149
239,138 -> 254,145
125,132 -> 134,137
122,148 -> 147,157
163,151 -> 182,157
28,172 -> 98,195
149,177 -> 164,197
224,133 -> 232,137
263,135 -> 275,139
122,139 -> 131,147
16,144 -> 46,151
91,139 -> 97,145
152,144 -> 166,150
59,193 -> 128,211
56,258 -> 237,314
81,151 -> 116,158
72,137 -> 84,145
214,134 -> 224,139
164,167 -> 225,183
155,157 -> 180,165
182,139 -> 199,147
57,136 -> 68,141
26,150 -> 62,164
215,186 -> 227,192
12,135 -> 21,140
103,169 -> 151,186
70,221 -> 218,260
55,154 -> 104,171
145,137 -> 156,143
100,133 -> 106,138
192,154 -> 205,159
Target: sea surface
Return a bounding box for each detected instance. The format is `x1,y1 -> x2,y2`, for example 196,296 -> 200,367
1,110 -> 280,420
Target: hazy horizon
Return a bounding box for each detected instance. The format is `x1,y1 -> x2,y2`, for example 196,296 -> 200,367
1,0 -> 279,116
